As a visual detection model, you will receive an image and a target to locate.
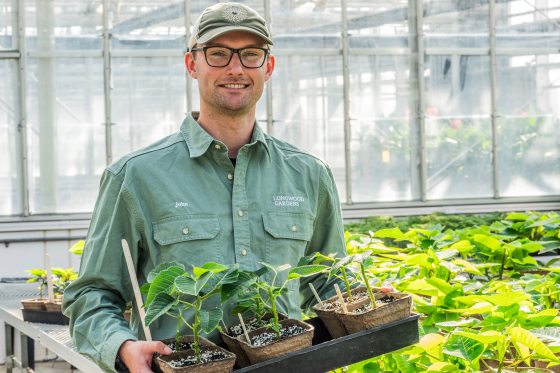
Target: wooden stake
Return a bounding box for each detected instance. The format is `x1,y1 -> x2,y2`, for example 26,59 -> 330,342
121,239 -> 152,341
334,283 -> 348,313
44,254 -> 54,302
238,313 -> 251,345
308,283 -> 324,307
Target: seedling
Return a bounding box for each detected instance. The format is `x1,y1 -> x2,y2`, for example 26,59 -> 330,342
143,261 -> 239,362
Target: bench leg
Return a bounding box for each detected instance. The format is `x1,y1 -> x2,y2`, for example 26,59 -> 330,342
4,323 -> 14,373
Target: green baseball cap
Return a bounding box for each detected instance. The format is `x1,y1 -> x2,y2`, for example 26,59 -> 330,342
188,2 -> 273,50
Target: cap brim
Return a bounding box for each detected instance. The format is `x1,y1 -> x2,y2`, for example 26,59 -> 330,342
195,25 -> 273,47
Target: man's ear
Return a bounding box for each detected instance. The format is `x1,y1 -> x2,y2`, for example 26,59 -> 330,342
185,52 -> 197,79
264,53 -> 275,82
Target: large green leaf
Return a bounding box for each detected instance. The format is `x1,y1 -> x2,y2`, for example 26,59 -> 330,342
446,301 -> 494,315
473,234 -> 502,251
145,293 -> 177,326
147,262 -> 184,283
221,271 -> 256,302
193,262 -> 228,278
287,265 -> 328,279
199,308 -> 223,333
510,326 -> 559,362
373,228 -> 407,241
426,362 -> 460,372
506,212 -> 529,221
174,275 -> 197,295
145,265 -> 185,306
426,277 -> 455,296
453,330 -> 502,344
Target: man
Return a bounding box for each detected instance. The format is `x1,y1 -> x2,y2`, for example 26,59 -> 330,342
63,3 -> 346,372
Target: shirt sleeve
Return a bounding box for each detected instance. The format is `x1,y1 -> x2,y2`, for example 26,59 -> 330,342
299,163 -> 348,311
62,169 -> 144,372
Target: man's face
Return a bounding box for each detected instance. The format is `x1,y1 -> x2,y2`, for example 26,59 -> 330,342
186,31 -> 275,116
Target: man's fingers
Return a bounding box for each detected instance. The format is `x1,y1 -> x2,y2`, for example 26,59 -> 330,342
151,341 -> 173,355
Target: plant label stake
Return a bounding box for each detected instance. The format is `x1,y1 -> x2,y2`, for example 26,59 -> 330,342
121,239 -> 152,342
309,283 -> 324,308
334,283 -> 348,314
45,253 -> 55,302
238,313 -> 251,345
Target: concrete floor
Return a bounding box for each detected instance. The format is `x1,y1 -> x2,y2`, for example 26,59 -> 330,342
0,360 -> 83,372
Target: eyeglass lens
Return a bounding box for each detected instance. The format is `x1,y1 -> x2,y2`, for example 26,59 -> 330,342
204,47 -> 267,68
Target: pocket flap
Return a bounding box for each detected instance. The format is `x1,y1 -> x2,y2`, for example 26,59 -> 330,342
153,214 -> 220,245
262,212 -> 314,241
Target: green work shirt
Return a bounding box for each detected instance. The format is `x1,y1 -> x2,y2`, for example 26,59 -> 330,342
62,112 -> 346,372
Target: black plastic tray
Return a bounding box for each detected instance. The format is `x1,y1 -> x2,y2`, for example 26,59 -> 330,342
21,309 -> 70,325
234,314 -> 419,372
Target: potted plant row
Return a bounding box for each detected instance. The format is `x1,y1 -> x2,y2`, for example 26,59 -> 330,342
143,261 -> 328,372
309,251 -> 413,337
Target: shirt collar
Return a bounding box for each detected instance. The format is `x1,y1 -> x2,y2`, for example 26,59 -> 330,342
180,112 -> 270,159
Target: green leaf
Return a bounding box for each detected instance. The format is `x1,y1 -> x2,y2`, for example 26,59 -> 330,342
426,277 -> 455,295
373,228 -> 407,240
473,234 -> 502,251
510,326 -> 559,361
435,319 -> 478,330
145,293 -> 177,326
427,362 -> 459,372
174,276 -> 197,295
69,240 -> 85,256
449,240 -> 474,253
523,309 -> 558,328
145,265 -> 185,306
147,262 -> 185,283
453,330 -> 502,344
287,265 -> 328,279
199,308 -> 223,333
506,212 -> 529,221
446,301 -> 494,315
193,262 -> 228,278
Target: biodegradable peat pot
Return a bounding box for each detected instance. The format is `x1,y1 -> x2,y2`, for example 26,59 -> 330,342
220,314 -> 287,368
237,319 -> 314,364
313,286 -> 372,339
155,336 -> 235,373
21,298 -> 47,311
336,292 -> 412,334
44,301 -> 62,312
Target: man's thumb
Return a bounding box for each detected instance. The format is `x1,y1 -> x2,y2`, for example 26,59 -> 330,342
153,341 -> 173,355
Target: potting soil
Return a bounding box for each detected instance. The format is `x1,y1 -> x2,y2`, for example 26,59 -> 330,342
228,318 -> 266,337
166,349 -> 230,367
250,324 -> 306,347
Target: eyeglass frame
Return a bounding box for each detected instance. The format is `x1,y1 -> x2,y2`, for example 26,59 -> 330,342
189,46 -> 270,69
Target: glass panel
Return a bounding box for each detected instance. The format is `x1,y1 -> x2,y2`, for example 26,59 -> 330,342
0,0 -> 15,50
349,55 -> 417,202
271,0 -> 341,50
496,53 -> 560,197
271,54 -> 346,202
347,0 -> 409,36
25,0 -> 102,51
425,55 -> 491,116
424,1 -> 489,48
111,0 -> 186,50
498,116 -> 560,197
26,57 -> 105,214
495,0 -> 560,49
0,60 -> 21,215
425,118 -> 493,199
112,56 -> 186,160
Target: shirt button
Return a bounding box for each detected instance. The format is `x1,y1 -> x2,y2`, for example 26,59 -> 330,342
214,144 -> 221,150
241,248 -> 248,256
238,210 -> 244,217
182,227 -> 189,235
227,173 -> 233,180
291,225 -> 298,232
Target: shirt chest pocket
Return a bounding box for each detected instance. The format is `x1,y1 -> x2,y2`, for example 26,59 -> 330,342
153,214 -> 221,266
262,212 -> 314,265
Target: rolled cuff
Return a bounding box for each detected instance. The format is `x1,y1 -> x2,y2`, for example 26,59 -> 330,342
100,330 -> 138,373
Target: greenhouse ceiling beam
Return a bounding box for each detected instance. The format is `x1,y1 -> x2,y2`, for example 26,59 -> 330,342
0,51 -> 20,59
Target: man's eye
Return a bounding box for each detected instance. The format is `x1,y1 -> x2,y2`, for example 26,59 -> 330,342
242,50 -> 261,57
209,49 -> 229,57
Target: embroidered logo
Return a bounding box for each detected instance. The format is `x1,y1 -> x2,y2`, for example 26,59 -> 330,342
223,5 -> 248,23
175,201 -> 189,208
273,195 -> 305,207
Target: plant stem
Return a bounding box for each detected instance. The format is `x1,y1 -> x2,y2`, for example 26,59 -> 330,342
360,263 -> 377,309
268,287 -> 280,340
193,299 -> 201,363
499,248 -> 506,280
341,267 -> 353,302
175,312 -> 182,351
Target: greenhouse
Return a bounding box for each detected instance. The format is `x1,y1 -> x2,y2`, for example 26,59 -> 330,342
0,0 -> 559,372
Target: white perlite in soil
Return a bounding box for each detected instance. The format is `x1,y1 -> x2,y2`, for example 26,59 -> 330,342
250,324 -> 306,347
352,295 -> 396,314
165,341 -> 196,352
167,350 -> 230,367
228,318 -> 266,337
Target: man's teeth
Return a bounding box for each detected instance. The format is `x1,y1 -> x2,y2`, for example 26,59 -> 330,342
223,84 -> 246,89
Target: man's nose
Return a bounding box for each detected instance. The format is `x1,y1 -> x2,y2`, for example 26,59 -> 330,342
226,52 -> 244,73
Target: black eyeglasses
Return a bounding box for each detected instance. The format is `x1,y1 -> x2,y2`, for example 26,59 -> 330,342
190,46 -> 269,68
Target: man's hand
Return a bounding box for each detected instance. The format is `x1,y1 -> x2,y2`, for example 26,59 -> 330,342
118,340 -> 172,373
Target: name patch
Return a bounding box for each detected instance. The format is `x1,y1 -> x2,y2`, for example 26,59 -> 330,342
175,201 -> 189,208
